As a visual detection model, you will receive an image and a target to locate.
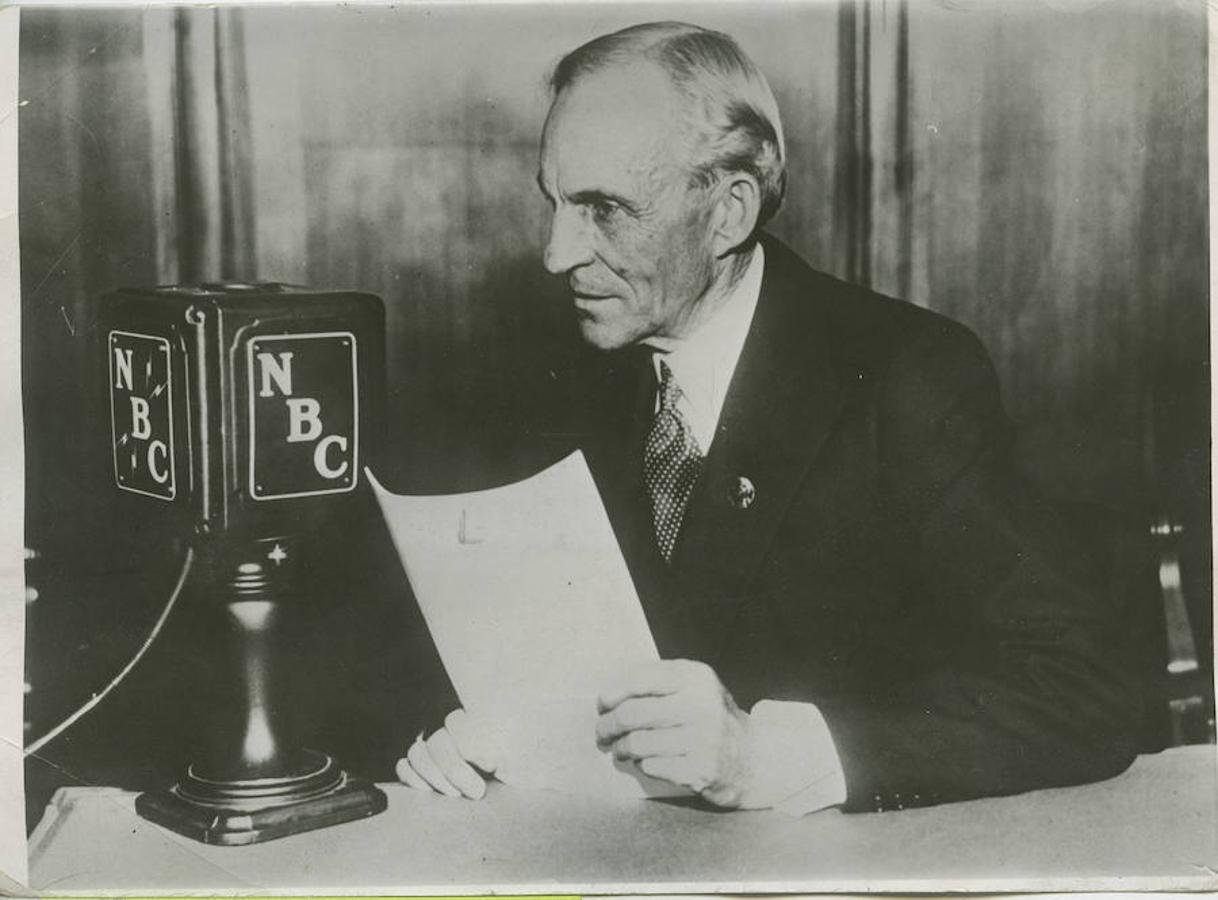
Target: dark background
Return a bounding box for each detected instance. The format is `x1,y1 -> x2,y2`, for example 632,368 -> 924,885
19,1 -> 1210,831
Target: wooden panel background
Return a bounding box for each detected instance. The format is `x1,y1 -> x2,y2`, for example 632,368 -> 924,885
903,1 -> 1207,448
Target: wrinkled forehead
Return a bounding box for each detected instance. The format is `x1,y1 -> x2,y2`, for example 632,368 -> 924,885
540,64 -> 690,193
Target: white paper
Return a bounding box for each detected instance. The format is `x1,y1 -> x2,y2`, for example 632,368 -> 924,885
367,451 -> 686,800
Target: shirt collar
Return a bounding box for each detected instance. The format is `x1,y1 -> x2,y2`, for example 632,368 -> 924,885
644,243 -> 765,450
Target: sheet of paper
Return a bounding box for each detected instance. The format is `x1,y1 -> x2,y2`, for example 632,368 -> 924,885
367,451 -> 686,800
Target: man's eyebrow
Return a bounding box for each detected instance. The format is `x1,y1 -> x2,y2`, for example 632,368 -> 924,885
568,188 -> 638,213
534,175 -> 639,214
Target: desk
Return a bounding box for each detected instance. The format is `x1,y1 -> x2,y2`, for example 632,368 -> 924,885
28,747 -> 1218,893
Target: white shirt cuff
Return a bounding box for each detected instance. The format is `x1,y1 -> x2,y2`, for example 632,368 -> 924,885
746,699 -> 848,815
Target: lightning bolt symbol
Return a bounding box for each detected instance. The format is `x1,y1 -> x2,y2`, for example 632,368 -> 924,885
117,433 -> 129,447
151,383 -> 166,398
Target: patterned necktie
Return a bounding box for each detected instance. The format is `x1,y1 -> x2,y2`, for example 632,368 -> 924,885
643,359 -> 705,562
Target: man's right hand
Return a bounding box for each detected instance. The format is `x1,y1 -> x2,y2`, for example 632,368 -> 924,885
395,708 -> 498,800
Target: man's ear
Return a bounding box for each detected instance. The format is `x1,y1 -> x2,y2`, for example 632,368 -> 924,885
709,172 -> 762,258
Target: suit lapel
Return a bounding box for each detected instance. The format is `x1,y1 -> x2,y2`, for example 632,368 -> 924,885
669,238 -> 844,622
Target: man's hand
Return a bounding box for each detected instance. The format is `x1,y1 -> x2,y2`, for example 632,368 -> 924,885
596,659 -> 760,808
395,708 -> 498,800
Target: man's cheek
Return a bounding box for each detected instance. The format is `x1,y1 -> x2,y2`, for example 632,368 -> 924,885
608,214 -> 666,260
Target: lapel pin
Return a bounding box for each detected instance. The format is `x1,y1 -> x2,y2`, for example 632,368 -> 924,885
730,475 -> 756,510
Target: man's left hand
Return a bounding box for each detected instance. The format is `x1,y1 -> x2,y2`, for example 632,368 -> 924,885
596,659 -> 760,808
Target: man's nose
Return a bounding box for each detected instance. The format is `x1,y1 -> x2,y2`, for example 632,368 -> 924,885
543,205 -> 593,275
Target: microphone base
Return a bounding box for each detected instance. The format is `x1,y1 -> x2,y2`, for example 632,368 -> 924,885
135,752 -> 387,846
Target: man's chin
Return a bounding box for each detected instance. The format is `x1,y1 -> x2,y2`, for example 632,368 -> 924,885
576,318 -> 634,352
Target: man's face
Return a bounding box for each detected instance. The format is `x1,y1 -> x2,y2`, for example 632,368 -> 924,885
538,65 -> 719,350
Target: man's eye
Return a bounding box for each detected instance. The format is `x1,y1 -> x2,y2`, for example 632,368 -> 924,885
587,200 -> 619,223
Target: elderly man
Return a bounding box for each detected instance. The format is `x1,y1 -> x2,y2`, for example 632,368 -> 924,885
397,21 -> 1138,813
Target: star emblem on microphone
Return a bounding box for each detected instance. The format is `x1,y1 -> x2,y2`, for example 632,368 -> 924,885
267,543 -> 288,565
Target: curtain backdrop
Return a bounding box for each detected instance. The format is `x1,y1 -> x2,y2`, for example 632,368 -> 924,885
142,7 -> 256,284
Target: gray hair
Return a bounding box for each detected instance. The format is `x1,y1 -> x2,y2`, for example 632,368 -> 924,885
550,21 -> 787,229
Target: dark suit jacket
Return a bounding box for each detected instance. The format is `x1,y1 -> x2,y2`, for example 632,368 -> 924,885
558,233 -> 1139,812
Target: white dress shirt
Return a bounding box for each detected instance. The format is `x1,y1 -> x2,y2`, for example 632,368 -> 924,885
644,244 -> 848,815
643,243 -> 765,452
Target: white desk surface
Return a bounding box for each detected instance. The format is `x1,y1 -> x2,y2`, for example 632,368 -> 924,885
27,746 -> 1218,894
